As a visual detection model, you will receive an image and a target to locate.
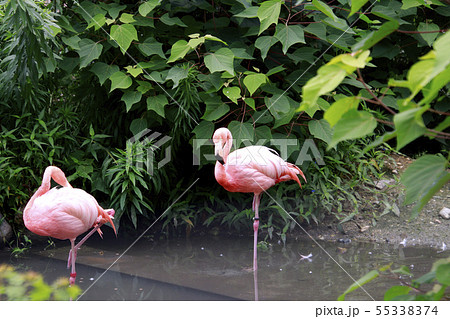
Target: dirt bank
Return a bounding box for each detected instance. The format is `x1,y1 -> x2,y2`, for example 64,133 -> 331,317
297,154 -> 449,249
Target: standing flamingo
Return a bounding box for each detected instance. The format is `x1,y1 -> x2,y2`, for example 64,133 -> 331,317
23,166 -> 116,285
213,128 -> 306,272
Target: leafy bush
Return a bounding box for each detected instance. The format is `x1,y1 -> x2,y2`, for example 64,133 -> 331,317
0,264 -> 81,300
338,258 -> 450,301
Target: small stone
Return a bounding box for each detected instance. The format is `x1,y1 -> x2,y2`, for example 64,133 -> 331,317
439,207 -> 450,219
360,225 -> 370,233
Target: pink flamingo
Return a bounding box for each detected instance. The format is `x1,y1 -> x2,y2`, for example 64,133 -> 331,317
23,166 -> 116,285
213,128 -> 306,271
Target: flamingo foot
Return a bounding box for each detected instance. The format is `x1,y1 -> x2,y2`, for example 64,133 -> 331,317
69,272 -> 76,286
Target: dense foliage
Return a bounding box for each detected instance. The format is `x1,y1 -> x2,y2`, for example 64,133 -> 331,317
0,0 -> 448,243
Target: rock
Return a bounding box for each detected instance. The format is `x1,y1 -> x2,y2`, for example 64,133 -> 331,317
439,207 -> 450,219
375,179 -> 396,190
0,212 -> 13,246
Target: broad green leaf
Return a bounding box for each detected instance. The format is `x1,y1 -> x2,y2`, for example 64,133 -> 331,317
87,13 -> 106,30
401,155 -> 450,218
125,65 -> 143,77
109,71 -> 132,91
384,286 -> 412,301
265,94 -> 295,128
418,22 -> 440,46
312,0 -> 339,21
146,95 -> 168,117
404,59 -> 434,102
167,40 -> 191,63
324,96 -> 360,127
160,13 -> 187,27
304,23 -> 326,41
323,17 -> 354,34
243,73 -> 267,95
121,91 -> 142,112
329,110 -> 377,149
338,270 -> 379,301
234,6 -> 259,18
274,24 -> 305,54
430,115 -> 450,136
349,0 -> 370,17
298,64 -> 347,117
193,120 -> 214,140
119,13 -> 135,24
138,37 -> 165,58
136,80 -> 152,94
436,263 -> 450,286
77,39 -> 103,68
255,125 -> 272,141
228,121 -> 254,146
201,99 -> 230,121
309,119 -> 332,144
139,0 -> 161,16
257,0 -> 282,35
204,48 -> 235,75
420,65 -> 450,106
223,86 -> 241,104
110,24 -> 138,54
352,20 -> 399,51
102,2 -> 125,20
244,98 -> 256,110
255,36 -> 279,60
90,62 -> 119,85
430,31 -> 450,79
393,107 -> 426,150
62,35 -> 81,50
166,66 -> 189,88
204,34 -> 228,45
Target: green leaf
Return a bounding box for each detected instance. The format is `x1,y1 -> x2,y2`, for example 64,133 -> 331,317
146,95 -> 168,117
418,22 -> 440,46
87,13 -> 106,31
420,65 -> 450,106
436,263 -> 450,286
257,0 -> 282,35
201,99 -> 230,121
352,20 -> 399,51
160,13 -> 187,27
121,91 -> 142,112
274,24 -> 305,54
234,6 -> 259,18
329,110 -> 377,149
309,119 -> 332,144
77,39 -> 103,68
324,96 -> 360,127
255,36 -> 279,60
222,86 -> 241,104
228,121 -> 254,146
139,0 -> 161,16
393,107 -> 426,150
304,23 -> 326,41
138,37 -> 165,58
193,120 -> 214,140
401,155 -> 450,218
90,62 -> 119,85
384,286 -> 412,301
244,98 -> 256,110
119,13 -> 136,24
110,24 -> 138,54
349,0 -> 370,17
167,40 -> 191,63
166,66 -> 189,88
243,73 -> 267,96
125,65 -> 143,77
298,64 -> 347,117
109,71 -> 132,92
338,270 -> 379,301
204,48 -> 235,75
312,0 -> 339,21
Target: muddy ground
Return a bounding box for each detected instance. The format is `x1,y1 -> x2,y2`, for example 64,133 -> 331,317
297,154 -> 449,249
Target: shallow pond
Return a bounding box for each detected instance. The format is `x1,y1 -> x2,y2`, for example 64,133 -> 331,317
1,233 -> 448,301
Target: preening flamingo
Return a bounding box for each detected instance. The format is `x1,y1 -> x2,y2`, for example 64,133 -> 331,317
213,128 -> 306,271
23,166 -> 116,285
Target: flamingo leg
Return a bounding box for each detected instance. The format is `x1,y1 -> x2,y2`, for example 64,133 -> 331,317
69,239 -> 77,286
252,193 -> 261,272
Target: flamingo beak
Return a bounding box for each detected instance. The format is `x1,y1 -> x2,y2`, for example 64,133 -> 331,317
215,153 -> 225,165
214,141 -> 225,165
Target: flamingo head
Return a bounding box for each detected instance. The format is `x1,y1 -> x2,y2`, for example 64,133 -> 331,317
213,127 -> 232,165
